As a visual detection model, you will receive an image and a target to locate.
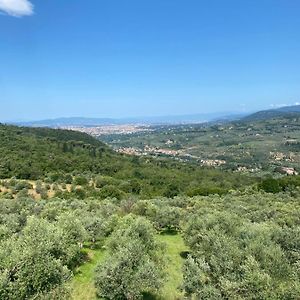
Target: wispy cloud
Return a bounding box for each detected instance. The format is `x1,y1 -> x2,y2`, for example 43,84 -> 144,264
270,102 -> 300,108
270,103 -> 288,108
0,0 -> 34,17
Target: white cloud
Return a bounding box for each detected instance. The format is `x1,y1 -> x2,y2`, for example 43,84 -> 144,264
0,0 -> 33,17
270,103 -> 287,108
270,102 -> 300,108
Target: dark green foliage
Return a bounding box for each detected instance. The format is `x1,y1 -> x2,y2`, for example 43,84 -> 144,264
259,177 -> 281,193
0,124 -> 257,199
74,188 -> 86,199
259,176 -> 300,193
73,176 -> 89,186
163,182 -> 181,198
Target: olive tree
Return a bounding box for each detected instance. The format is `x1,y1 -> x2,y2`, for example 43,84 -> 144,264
0,217 -> 71,300
95,216 -> 165,299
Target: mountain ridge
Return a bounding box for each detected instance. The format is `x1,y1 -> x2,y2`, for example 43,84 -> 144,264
242,105 -> 300,121
8,112 -> 248,127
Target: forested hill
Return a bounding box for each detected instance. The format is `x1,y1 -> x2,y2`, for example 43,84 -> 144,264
242,105 -> 300,121
0,124 -> 257,198
16,125 -> 108,147
0,124 -> 110,179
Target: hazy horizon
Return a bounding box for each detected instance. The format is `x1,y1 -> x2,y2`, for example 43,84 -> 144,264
3,109 -> 251,123
3,103 -> 300,123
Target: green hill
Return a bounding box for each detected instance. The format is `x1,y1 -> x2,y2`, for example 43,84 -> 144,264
102,114 -> 300,174
1,125 -> 300,300
0,124 -> 256,199
242,105 -> 300,121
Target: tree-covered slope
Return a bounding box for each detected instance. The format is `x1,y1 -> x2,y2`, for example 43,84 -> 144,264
242,105 -> 300,121
0,124 -> 256,198
0,124 -> 111,179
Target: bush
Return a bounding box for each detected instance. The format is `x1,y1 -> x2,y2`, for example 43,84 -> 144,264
259,178 -> 282,193
73,176 -> 89,186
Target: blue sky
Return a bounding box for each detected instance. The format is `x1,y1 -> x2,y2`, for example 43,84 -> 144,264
0,0 -> 300,121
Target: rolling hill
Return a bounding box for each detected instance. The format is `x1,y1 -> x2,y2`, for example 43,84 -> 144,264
0,124 -> 255,198
102,111 -> 300,174
242,105 -> 300,121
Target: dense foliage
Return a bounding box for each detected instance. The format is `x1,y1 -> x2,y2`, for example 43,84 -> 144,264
95,216 -> 165,299
0,124 -> 300,299
0,124 -> 257,198
182,194 -> 300,299
0,189 -> 300,299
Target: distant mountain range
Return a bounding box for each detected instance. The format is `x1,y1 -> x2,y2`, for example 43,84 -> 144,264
5,105 -> 300,127
243,105 -> 300,121
9,112 -> 248,127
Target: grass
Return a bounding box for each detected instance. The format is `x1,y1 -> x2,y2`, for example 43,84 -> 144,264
71,246 -> 107,300
157,233 -> 187,300
70,233 -> 187,300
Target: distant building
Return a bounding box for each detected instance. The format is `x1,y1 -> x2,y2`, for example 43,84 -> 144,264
276,167 -> 298,176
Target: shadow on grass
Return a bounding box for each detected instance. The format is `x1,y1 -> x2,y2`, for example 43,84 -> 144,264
179,251 -> 190,259
72,243 -> 104,276
72,251 -> 90,275
142,292 -> 160,300
83,241 -> 104,250
159,228 -> 179,236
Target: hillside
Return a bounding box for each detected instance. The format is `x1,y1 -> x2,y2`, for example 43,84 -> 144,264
0,124 -> 110,179
1,189 -> 300,299
1,120 -> 300,300
0,124 -> 257,199
101,113 -> 300,174
1,123 -> 299,300
242,105 -> 300,121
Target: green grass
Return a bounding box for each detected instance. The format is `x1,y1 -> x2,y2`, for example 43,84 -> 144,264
70,234 -> 187,300
157,233 -> 187,300
71,246 -> 107,300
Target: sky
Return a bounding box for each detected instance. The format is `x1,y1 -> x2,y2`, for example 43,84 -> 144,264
0,0 -> 300,121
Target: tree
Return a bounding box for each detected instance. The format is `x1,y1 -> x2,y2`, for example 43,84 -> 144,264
95,242 -> 162,300
151,205 -> 182,231
0,217 -> 71,300
82,215 -> 106,244
95,216 -> 165,299
57,212 -> 87,268
73,176 -> 89,186
259,178 -> 281,193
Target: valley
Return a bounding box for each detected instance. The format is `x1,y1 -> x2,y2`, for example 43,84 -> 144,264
99,113 -> 300,175
1,110 -> 300,299
2,1 -> 300,298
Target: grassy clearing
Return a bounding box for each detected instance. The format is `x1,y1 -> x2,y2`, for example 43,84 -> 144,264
70,233 -> 187,300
